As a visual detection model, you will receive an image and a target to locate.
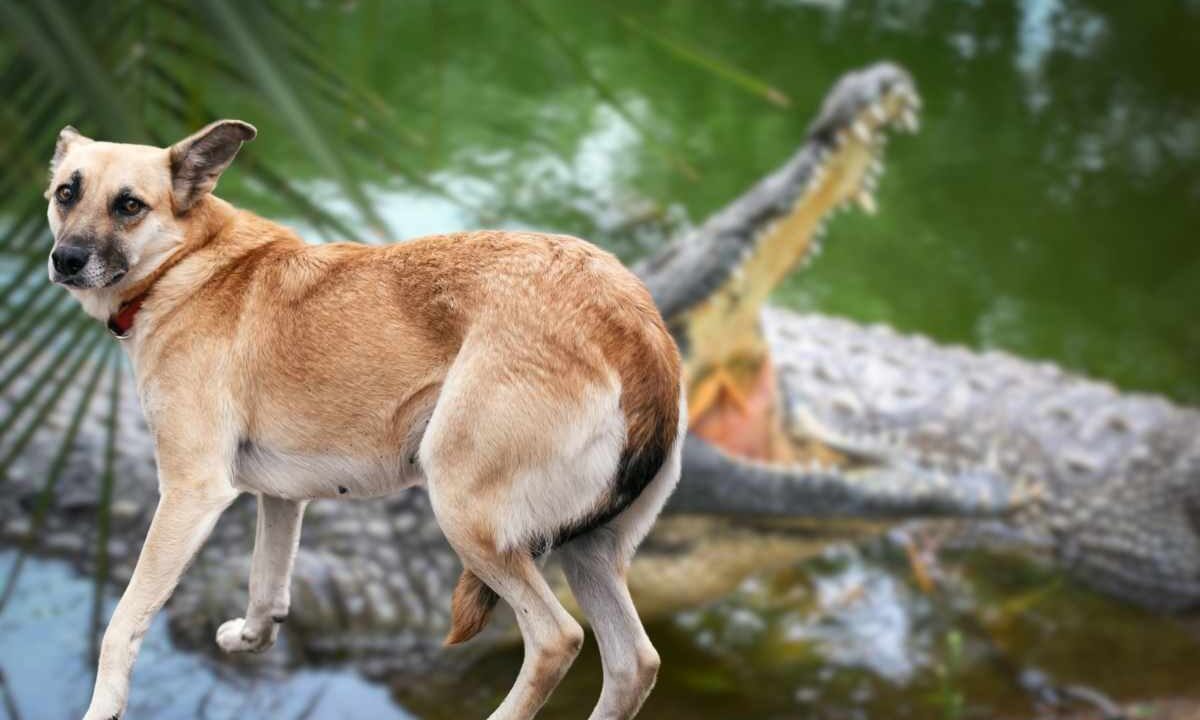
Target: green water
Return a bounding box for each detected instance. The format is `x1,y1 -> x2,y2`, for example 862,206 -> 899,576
3,1 -> 1199,718
227,0 -> 1200,403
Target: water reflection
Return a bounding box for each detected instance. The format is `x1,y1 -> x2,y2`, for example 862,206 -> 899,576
0,552 -> 412,720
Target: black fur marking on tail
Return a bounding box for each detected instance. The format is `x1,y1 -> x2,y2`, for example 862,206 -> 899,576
536,437 -> 672,556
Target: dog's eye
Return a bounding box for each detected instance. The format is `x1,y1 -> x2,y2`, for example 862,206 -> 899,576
116,197 -> 144,217
55,185 -> 74,203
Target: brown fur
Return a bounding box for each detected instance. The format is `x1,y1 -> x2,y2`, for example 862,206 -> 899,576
445,570 -> 501,645
53,121 -> 682,720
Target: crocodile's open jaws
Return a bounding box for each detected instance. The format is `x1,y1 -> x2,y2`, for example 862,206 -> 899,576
645,63 -> 1026,520
681,65 -> 918,461
641,63 -> 917,467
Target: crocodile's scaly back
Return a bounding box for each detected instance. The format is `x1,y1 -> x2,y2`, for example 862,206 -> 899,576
765,309 -> 1200,610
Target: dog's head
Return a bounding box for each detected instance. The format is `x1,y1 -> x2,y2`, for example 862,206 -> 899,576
45,120 -> 256,301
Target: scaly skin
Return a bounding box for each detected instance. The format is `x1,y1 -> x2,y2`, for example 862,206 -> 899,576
762,309 -> 1200,610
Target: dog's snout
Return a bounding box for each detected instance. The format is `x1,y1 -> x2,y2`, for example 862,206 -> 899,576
51,244 -> 91,277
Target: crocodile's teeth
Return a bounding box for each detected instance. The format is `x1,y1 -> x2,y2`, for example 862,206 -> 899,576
870,104 -> 888,124
856,191 -> 877,214
807,166 -> 826,194
852,121 -> 871,143
901,109 -> 920,133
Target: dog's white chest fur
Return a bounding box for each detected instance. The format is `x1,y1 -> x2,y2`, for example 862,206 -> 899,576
233,442 -> 426,500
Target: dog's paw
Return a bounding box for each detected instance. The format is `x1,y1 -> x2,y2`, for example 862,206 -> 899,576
215,617 -> 275,654
81,690 -> 124,720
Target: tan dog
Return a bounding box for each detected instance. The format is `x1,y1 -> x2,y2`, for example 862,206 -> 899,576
45,120 -> 684,720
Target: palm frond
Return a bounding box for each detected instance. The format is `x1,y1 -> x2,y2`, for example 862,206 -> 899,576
0,322 -> 104,467
511,0 -> 700,181
90,353 -> 123,664
615,13 -> 791,108
0,342 -> 112,618
196,0 -> 390,237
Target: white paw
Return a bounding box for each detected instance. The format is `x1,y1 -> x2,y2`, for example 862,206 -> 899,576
82,685 -> 125,719
216,617 -> 274,654
81,702 -> 123,720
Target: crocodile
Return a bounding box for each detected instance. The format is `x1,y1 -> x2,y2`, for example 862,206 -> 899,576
0,61 -> 1197,690
635,63 -> 1200,612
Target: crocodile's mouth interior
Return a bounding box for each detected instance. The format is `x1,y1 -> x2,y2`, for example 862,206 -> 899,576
685,77 -> 921,466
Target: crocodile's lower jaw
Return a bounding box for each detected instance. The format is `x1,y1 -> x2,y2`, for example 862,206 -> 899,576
689,356 -> 779,460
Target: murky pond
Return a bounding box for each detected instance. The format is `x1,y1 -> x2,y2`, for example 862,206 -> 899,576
7,539 -> 1200,719
1,1 -> 1198,718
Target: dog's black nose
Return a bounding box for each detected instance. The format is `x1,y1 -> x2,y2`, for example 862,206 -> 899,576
51,244 -> 90,277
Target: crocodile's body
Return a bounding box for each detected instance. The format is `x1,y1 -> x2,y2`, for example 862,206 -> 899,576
1,62 -> 1198,689
763,309 -> 1200,610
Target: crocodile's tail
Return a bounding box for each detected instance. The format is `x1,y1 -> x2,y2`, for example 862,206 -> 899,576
445,569 -> 500,646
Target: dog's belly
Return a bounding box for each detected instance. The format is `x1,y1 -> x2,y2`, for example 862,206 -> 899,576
233,442 -> 426,500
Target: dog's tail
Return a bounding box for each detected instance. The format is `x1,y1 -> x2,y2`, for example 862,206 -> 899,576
444,569 -> 500,646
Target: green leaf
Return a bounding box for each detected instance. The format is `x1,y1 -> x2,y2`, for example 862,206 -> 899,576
196,0 -> 390,238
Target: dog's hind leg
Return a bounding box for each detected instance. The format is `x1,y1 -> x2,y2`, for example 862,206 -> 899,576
437,512 -> 584,720
421,338 -> 640,718
560,530 -> 659,720
560,398 -> 683,720
217,494 -> 305,654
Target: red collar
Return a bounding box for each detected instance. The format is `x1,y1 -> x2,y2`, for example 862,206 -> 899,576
107,293 -> 149,339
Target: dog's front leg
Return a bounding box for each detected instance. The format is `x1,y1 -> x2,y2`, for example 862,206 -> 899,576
83,471 -> 237,720
216,494 -> 305,654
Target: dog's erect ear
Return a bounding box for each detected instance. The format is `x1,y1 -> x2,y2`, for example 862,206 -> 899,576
49,125 -> 92,176
168,119 -> 257,211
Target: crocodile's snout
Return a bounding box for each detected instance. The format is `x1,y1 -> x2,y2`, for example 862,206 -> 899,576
808,61 -> 920,148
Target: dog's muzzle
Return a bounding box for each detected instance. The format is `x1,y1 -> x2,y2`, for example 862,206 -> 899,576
49,242 -> 127,288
